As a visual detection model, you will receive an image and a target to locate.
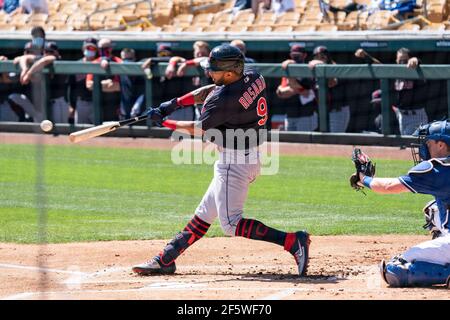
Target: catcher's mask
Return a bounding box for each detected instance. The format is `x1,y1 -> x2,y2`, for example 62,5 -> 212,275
200,44 -> 244,75
411,119 -> 450,165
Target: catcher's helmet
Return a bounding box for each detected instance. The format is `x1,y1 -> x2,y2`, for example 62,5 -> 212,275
411,120 -> 450,164
201,44 -> 244,74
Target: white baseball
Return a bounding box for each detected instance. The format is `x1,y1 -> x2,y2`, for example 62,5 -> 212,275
40,120 -> 53,132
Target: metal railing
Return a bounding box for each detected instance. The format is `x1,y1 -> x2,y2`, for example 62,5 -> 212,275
0,60 -> 449,134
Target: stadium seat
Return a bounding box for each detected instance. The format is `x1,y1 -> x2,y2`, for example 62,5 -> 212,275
203,25 -> 227,32
182,26 -> 204,32
68,14 -> 89,31
212,12 -> 233,26
247,25 -> 272,32
317,24 -> 338,31
233,11 -> 256,26
116,5 -> 137,18
275,11 -> 301,25
9,14 -> 29,29
48,2 -> 61,15
254,12 -> 277,25
142,25 -> 163,32
193,13 -> 215,26
124,25 -> 143,32
104,15 -> 126,30
422,23 -> 446,31
79,2 -> 99,15
28,13 -> 48,26
46,14 -> 68,29
272,25 -> 294,32
397,23 -> 421,31
293,25 -> 316,31
225,25 -> 248,32
87,13 -> 107,30
161,25 -> 183,32
172,14 -> 194,27
60,3 -> 79,15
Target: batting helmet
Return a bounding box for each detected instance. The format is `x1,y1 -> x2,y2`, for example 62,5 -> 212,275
201,44 -> 244,74
411,120 -> 450,163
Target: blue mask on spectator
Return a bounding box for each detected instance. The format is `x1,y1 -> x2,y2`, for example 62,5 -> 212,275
84,50 -> 96,59
32,37 -> 44,48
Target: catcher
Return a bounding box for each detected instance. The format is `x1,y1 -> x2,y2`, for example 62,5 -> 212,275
350,120 -> 450,288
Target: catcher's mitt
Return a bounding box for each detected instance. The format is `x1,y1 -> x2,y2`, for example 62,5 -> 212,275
350,148 -> 376,193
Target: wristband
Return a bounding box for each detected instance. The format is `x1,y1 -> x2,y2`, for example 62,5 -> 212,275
362,176 -> 373,189
176,92 -> 195,106
162,119 -> 177,130
185,59 -> 197,66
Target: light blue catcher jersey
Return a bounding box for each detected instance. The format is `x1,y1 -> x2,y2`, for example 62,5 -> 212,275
399,156 -> 450,232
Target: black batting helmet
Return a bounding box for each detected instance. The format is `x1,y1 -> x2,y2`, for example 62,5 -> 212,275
201,44 -> 244,74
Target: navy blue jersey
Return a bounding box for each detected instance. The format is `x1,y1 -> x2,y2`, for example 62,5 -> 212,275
196,71 -> 268,150
399,156 -> 450,232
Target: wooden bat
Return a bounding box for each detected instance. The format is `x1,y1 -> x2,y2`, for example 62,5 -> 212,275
69,115 -> 148,143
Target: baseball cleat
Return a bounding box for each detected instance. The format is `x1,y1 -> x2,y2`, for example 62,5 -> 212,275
289,231 -> 310,276
132,256 -> 176,275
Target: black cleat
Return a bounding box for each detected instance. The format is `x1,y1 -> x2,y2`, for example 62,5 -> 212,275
289,231 -> 310,276
132,256 -> 176,275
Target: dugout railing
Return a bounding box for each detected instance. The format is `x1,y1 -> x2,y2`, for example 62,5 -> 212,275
0,60 -> 449,137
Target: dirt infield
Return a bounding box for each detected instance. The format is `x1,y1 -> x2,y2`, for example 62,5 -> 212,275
1,236 -> 448,300
1,132 -> 447,300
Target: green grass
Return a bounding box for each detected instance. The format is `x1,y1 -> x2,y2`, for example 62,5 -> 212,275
0,143 -> 432,243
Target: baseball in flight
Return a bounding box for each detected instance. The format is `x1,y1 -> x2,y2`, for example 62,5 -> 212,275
40,120 -> 53,132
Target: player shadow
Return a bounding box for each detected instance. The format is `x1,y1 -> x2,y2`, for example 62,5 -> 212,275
148,271 -> 344,284
235,273 -> 342,284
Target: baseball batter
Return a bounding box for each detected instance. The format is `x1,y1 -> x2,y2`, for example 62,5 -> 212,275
132,44 -> 310,276
354,120 -> 450,287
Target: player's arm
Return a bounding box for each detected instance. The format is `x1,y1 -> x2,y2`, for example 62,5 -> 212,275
161,120 -> 204,137
358,173 -> 411,194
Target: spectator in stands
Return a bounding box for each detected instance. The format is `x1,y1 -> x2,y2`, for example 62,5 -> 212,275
17,42 -> 70,123
163,41 -> 212,120
66,37 -> 98,124
2,0 -> 20,14
276,44 -> 318,131
309,45 -> 350,133
165,41 -> 210,81
8,27 -> 47,122
9,0 -> 48,15
257,0 -> 295,16
230,39 -> 256,63
86,38 -> 122,122
319,0 -> 366,17
138,43 -> 194,122
368,0 -> 418,20
355,47 -> 427,135
119,48 -> 145,120
220,0 -> 251,15
0,55 -> 21,121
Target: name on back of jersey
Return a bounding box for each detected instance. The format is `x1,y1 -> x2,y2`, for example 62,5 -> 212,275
238,74 -> 266,109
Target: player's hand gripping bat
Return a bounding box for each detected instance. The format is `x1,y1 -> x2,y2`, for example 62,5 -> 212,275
69,115 -> 148,143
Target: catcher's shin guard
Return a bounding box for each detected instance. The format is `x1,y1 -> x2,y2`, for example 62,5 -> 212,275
159,215 -> 210,265
381,257 -> 450,287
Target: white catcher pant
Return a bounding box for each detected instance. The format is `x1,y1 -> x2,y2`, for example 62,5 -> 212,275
195,148 -> 261,236
402,233 -> 450,265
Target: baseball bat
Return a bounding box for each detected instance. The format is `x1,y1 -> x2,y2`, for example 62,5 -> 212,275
69,114 -> 148,143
